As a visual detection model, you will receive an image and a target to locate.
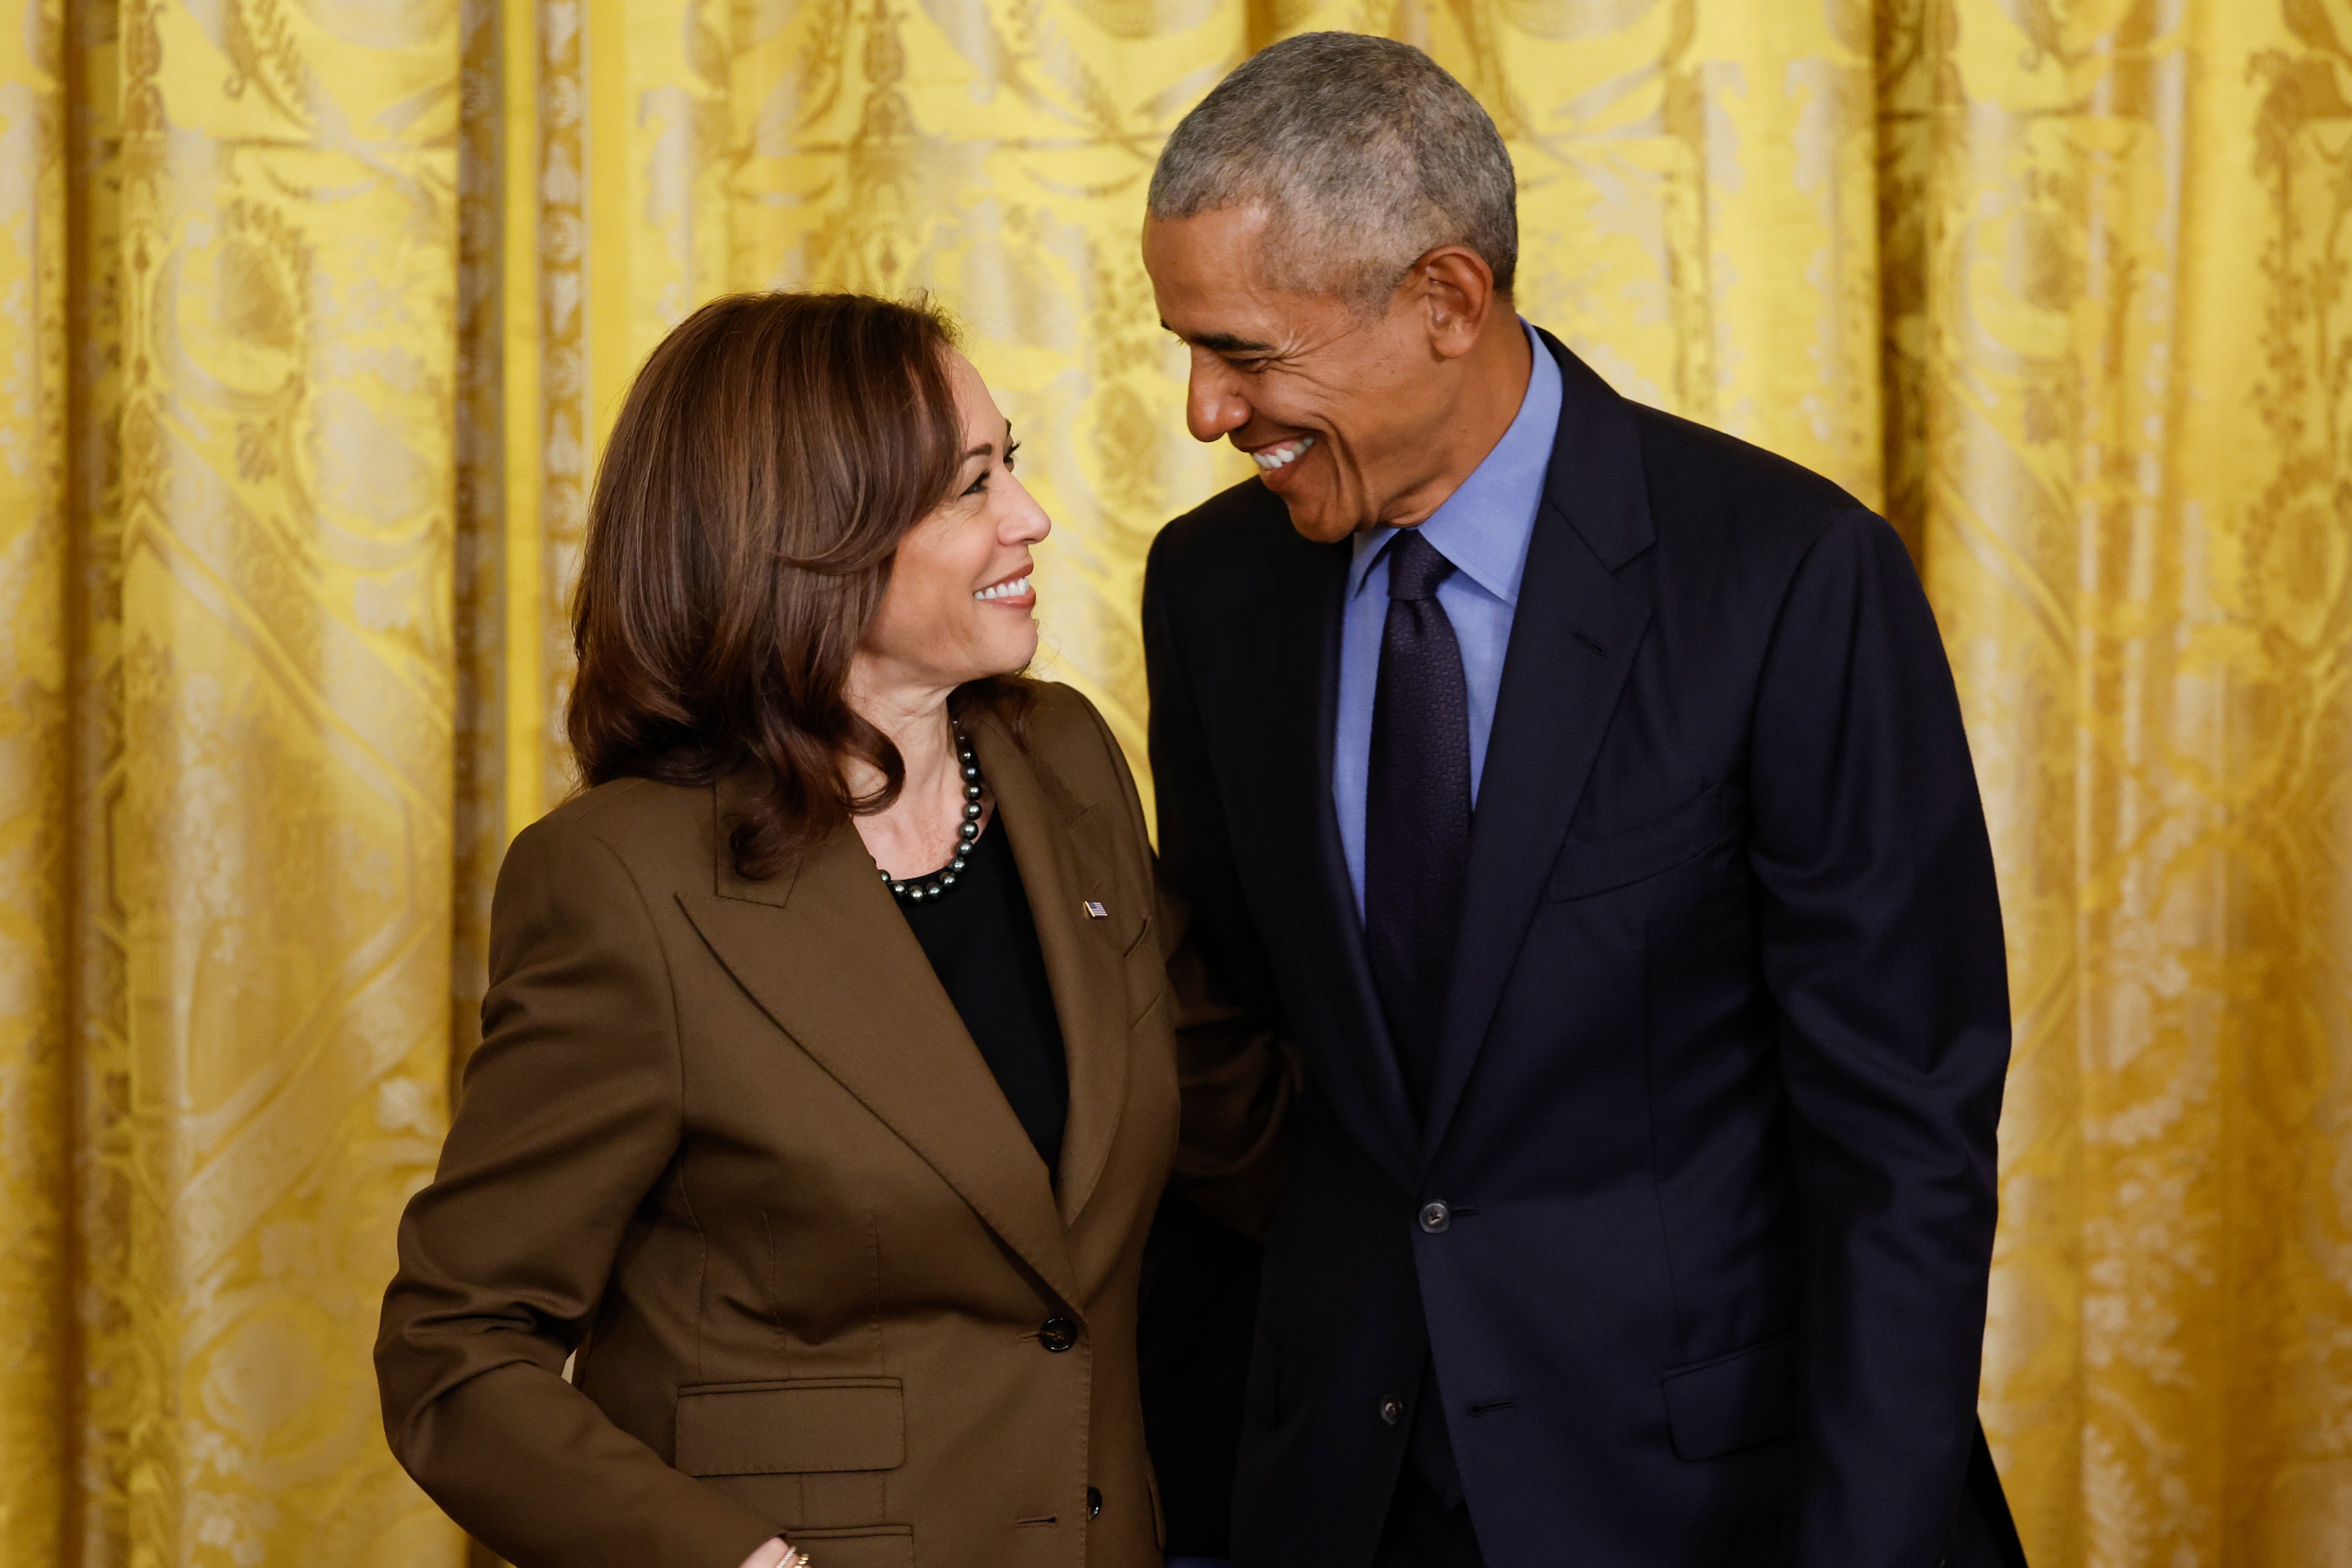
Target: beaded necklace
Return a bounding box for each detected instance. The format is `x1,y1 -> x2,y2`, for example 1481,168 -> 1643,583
878,724 -> 984,902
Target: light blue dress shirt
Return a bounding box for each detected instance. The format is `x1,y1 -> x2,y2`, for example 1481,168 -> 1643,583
1333,323 -> 1562,915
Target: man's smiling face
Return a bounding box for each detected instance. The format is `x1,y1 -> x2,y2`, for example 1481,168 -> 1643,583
1143,205 -> 1459,544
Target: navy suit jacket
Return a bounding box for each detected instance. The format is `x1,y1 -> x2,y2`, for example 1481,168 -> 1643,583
1140,331 -> 2025,1568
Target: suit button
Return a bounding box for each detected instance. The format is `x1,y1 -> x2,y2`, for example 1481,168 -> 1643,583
1419,1201 -> 1451,1234
1379,1397 -> 1405,1425
1087,1486 -> 1102,1519
1039,1316 -> 1078,1352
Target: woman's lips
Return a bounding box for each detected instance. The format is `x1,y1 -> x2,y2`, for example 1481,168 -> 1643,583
973,572 -> 1034,605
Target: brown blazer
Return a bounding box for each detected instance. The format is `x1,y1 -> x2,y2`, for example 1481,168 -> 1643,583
376,684 -> 1279,1568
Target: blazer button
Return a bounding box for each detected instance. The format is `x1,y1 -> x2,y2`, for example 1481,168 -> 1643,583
1087,1486 -> 1103,1519
1040,1316 -> 1078,1352
1419,1201 -> 1451,1234
1379,1397 -> 1405,1425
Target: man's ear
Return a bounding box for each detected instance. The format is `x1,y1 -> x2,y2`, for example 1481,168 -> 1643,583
1414,245 -> 1499,360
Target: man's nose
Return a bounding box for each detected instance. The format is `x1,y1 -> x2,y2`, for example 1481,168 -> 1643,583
1186,364 -> 1250,444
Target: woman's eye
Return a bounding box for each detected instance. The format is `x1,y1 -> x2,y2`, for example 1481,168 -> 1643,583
1003,443 -> 1020,472
962,472 -> 988,497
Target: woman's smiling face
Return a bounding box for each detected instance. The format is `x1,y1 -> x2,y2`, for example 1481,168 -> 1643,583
858,349 -> 1052,695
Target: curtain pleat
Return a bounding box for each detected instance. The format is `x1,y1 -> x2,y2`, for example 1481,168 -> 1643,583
0,3 -> 2346,1565
1912,6 -> 2352,1562
0,0 -> 73,1558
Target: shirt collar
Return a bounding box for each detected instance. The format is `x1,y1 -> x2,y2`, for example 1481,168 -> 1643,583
1347,321 -> 1563,606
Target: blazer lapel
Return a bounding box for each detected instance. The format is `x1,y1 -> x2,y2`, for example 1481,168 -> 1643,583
1238,526 -> 1421,1178
1421,338 -> 1656,1163
970,708 -> 1132,1229
676,779 -> 1082,1310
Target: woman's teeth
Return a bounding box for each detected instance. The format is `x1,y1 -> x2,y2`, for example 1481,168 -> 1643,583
1251,435 -> 1316,471
974,574 -> 1031,602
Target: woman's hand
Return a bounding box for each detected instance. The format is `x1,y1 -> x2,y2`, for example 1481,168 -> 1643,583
737,1538 -> 796,1568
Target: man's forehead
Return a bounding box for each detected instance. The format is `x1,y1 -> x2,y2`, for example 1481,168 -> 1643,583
1146,209 -> 1285,307
1147,212 -> 1366,351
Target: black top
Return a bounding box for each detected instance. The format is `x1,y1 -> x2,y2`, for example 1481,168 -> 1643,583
895,813 -> 1070,1175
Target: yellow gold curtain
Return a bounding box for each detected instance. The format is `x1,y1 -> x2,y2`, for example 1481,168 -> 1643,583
1,2 -> 2346,1564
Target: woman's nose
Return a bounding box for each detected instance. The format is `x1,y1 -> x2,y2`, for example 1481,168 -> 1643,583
1004,476 -> 1052,542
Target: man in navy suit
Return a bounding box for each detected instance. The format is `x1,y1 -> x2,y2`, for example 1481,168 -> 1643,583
1137,32 -> 2028,1568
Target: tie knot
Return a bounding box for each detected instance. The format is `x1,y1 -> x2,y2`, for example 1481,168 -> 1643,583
1385,529 -> 1456,602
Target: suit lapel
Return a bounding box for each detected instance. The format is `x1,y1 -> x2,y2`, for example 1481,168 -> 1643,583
676,777 -> 1082,1310
1239,524 -> 1421,1177
970,708 -> 1131,1229
1421,338 -> 1656,1163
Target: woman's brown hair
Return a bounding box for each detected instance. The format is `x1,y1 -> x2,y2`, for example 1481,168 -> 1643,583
567,291 -> 1027,879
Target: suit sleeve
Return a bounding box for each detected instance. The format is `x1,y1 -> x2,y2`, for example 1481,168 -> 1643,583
1133,542 -> 1299,1558
1067,671 -> 1294,1238
1155,881 -> 1296,1239
374,814 -> 779,1568
1142,536 -> 1284,1028
1138,549 -> 1298,1234
1746,509 -> 2010,1568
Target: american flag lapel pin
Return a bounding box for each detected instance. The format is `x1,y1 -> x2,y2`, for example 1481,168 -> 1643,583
1084,900 -> 1109,919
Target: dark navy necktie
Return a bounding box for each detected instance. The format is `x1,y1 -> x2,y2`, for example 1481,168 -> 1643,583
1364,527 -> 1472,1114
1363,527 -> 1474,1513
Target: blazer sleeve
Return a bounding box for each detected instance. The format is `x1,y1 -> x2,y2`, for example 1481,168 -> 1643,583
1745,509 -> 2011,1567
374,812 -> 779,1568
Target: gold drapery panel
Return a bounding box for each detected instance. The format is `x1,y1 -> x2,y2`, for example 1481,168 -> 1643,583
0,2 -> 2345,1564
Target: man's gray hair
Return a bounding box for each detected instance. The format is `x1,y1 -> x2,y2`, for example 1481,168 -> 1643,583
1148,33 -> 1517,311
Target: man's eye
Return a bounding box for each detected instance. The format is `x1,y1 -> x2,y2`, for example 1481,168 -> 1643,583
1228,356 -> 1271,376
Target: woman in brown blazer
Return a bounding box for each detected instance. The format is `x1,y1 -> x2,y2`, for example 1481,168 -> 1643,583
376,293 -> 1280,1568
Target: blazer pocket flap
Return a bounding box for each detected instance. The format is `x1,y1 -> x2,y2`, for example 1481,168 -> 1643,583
785,1526 -> 913,1568
1661,1334 -> 1796,1460
1546,785 -> 1733,902
675,1378 -> 905,1476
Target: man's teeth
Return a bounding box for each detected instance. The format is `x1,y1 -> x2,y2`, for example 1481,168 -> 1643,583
1251,435 -> 1316,471
974,574 -> 1031,602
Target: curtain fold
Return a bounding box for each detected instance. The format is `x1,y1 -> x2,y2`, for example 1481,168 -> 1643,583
0,0 -> 72,1554
0,3 -> 2345,1565
1908,5 -> 2352,1561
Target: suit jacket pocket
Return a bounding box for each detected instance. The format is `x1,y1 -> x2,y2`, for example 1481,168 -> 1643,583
1661,1333 -> 1796,1460
1545,784 -> 1734,902
674,1378 -> 905,1476
786,1525 -> 913,1568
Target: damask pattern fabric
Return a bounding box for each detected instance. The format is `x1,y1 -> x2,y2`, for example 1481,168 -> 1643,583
0,3 -> 2345,1566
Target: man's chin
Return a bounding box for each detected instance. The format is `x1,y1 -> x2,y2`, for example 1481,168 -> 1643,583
1273,493 -> 1359,545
